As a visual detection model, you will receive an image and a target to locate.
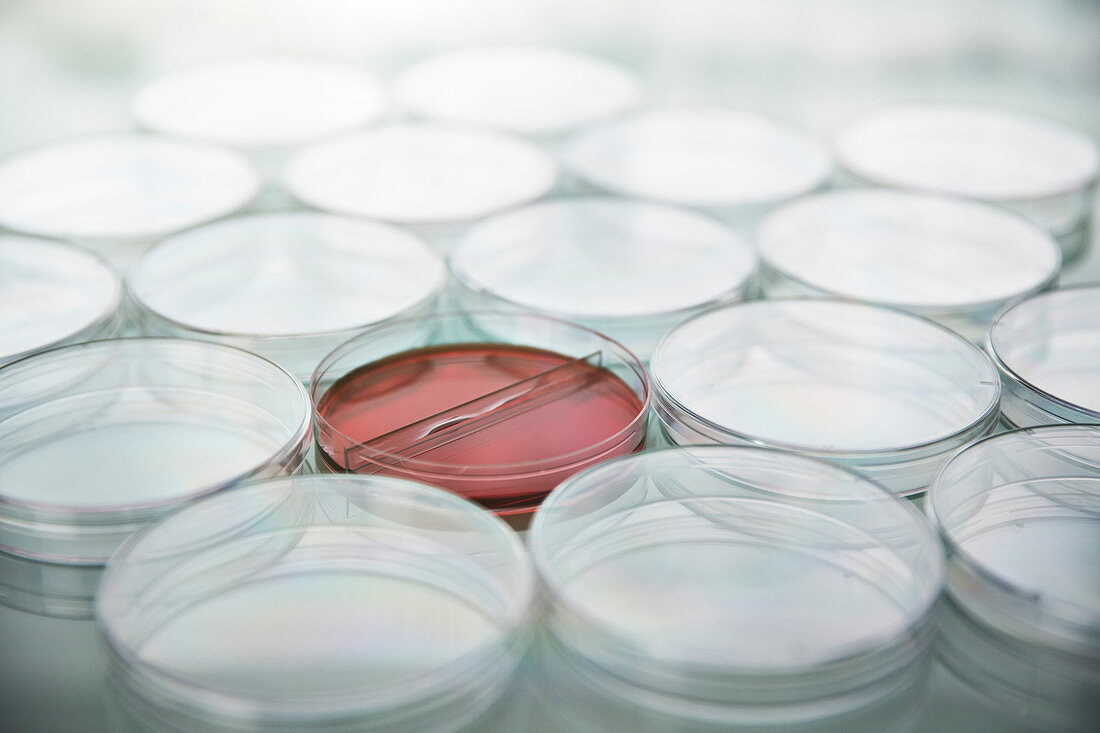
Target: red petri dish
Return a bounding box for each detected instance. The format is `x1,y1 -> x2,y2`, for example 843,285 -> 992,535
312,313 -> 649,515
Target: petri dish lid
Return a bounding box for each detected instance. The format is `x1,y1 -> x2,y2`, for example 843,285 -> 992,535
989,287 -> 1100,422
450,197 -> 756,318
929,425 -> 1100,654
132,57 -> 391,148
395,46 -> 640,136
282,123 -> 557,225
0,235 -> 122,365
757,189 -> 1061,311
652,299 -> 999,459
97,474 -> 533,730
836,104 -> 1100,203
0,134 -> 259,242
0,338 -> 311,564
530,446 -> 943,682
561,108 -> 832,207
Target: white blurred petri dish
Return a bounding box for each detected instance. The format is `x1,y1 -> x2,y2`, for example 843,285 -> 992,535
0,235 -> 123,366
449,198 -> 757,361
561,108 -> 832,225
0,134 -> 259,269
836,104 -> 1100,259
757,190 -> 1061,341
529,445 -> 943,731
395,47 -> 640,138
651,299 -> 1000,495
97,474 -> 533,733
988,286 -> 1100,428
128,212 -> 446,381
282,123 -> 557,245
929,425 -> 1100,732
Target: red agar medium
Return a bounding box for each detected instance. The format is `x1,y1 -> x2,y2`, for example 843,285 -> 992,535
315,343 -> 646,513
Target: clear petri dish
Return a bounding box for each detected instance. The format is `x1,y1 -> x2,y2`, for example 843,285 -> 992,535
835,104 -> 1100,258
757,190 -> 1061,341
449,198 -> 757,361
0,134 -> 258,260
560,108 -> 832,223
0,235 -> 123,367
310,311 -> 649,518
97,473 -> 533,733
395,46 -> 640,138
132,57 -> 390,150
989,286 -> 1100,427
928,425 -> 1100,731
0,338 -> 311,569
282,123 -> 556,243
650,299 -> 1000,495
529,445 -> 944,729
128,212 -> 447,381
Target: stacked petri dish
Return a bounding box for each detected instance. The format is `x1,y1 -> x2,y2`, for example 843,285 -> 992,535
449,197 -> 758,361
127,212 -> 447,381
395,46 -> 641,140
282,123 -> 557,248
97,474 -> 534,733
928,425 -> 1100,732
310,311 -> 649,520
528,446 -> 945,732
836,103 -> 1100,261
756,189 -> 1061,342
650,300 -> 1001,495
988,286 -> 1100,428
0,339 -> 311,617
561,108 -> 832,227
0,133 -> 259,270
0,235 -> 123,367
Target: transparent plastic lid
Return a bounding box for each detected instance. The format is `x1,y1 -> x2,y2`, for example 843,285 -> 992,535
757,190 -> 1060,339
0,235 -> 122,366
395,47 -> 640,137
929,425 -> 1100,656
133,57 -> 391,148
128,212 -> 446,380
97,474 -> 533,732
530,446 -> 943,708
0,134 -> 259,242
561,108 -> 832,207
0,339 -> 311,564
651,300 -> 1000,494
282,124 -> 557,226
449,198 -> 757,360
989,286 -> 1100,426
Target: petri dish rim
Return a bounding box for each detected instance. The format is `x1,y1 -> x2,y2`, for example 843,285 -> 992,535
529,444 -> 946,677
310,310 -> 651,475
448,196 -> 759,323
650,297 -> 1002,458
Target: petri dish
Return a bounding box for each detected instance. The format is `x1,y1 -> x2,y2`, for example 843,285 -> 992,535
650,299 -> 1001,495
529,446 -> 944,729
756,190 -> 1061,341
132,57 -> 390,149
311,311 -> 649,517
0,338 -> 311,568
928,425 -> 1100,731
988,286 -> 1100,428
97,474 -> 533,732
835,104 -> 1100,258
449,198 -> 757,361
128,212 -> 446,381
282,123 -> 556,240
560,108 -> 831,221
395,46 -> 640,138
0,235 -> 123,367
0,134 -> 259,266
